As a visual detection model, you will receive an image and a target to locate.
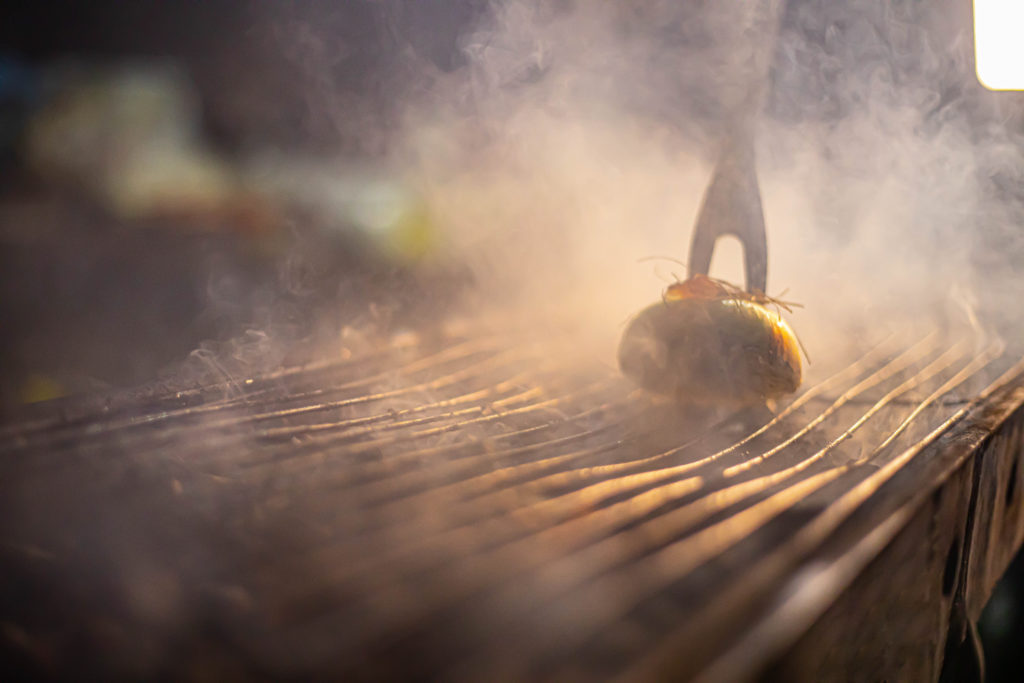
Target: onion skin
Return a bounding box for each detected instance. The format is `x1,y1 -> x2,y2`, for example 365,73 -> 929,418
618,297 -> 802,405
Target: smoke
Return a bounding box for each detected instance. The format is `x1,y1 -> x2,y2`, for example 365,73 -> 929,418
11,6 -> 1024,678
167,0 -> 1024,390
360,0 -> 1024,368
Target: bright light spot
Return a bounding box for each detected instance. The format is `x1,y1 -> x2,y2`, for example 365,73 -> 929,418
974,0 -> 1024,90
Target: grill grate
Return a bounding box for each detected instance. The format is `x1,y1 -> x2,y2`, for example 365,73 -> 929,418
1,325 -> 1022,680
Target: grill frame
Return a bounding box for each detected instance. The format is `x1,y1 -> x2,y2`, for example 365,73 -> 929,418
1,325 -> 1023,681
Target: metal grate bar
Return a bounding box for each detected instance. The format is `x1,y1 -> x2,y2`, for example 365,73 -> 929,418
1,324 -> 1020,682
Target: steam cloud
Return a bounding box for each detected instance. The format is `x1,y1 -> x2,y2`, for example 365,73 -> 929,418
11,6 -> 1024,677
363,0 -> 1024,370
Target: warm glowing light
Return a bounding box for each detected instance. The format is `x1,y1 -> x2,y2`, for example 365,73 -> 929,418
974,0 -> 1024,90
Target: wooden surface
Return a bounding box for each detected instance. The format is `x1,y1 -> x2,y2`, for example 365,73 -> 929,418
1,327 -> 1023,681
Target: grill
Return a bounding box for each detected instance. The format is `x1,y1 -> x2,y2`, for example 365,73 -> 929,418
3,321 -> 1024,681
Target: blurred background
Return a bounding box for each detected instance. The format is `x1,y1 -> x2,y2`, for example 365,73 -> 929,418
0,0 -> 482,412
1,0 -> 1022,678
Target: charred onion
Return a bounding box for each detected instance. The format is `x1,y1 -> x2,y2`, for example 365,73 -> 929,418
618,274 -> 802,405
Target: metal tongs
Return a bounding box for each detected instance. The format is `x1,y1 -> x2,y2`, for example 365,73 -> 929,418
687,1 -> 785,296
